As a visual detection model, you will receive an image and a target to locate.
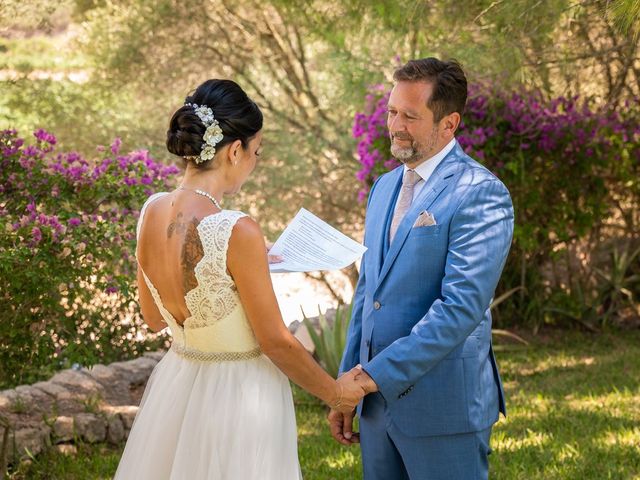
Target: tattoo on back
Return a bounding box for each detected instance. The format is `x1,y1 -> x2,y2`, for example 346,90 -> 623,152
181,218 -> 204,293
167,212 -> 187,238
166,212 -> 204,293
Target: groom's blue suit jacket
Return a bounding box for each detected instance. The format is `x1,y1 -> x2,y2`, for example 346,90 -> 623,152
340,141 -> 514,437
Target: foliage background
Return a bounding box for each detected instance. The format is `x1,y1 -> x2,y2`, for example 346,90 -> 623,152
1,0 -> 639,377
1,0 -> 639,477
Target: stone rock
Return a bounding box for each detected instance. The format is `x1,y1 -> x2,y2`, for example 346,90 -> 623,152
12,426 -> 50,461
119,406 -> 138,430
52,416 -> 74,443
12,385 -> 54,414
0,389 -> 19,411
32,381 -> 73,400
110,357 -> 158,385
54,443 -> 77,455
0,389 -> 17,409
13,385 -> 34,398
33,380 -> 85,413
73,413 -> 106,443
1,350 -> 169,467
103,405 -> 138,430
287,320 -> 301,334
50,370 -> 103,395
86,364 -> 132,406
106,415 -> 125,444
85,364 -> 117,385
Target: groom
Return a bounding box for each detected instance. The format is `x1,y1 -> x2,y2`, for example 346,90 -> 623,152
329,58 -> 514,479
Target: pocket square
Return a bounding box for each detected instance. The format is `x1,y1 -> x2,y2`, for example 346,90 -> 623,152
413,211 -> 436,227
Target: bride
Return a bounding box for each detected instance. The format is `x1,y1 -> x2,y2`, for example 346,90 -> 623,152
114,79 -> 365,479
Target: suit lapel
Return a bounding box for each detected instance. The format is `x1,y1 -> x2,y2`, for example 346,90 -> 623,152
371,168 -> 403,283
375,146 -> 463,292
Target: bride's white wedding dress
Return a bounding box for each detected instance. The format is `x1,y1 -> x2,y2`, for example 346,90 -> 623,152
114,192 -> 302,479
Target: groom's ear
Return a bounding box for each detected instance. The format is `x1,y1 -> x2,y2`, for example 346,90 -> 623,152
440,111 -> 461,140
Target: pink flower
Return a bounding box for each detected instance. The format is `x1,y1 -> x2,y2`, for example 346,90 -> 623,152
31,227 -> 42,244
33,129 -> 57,145
111,137 -> 122,155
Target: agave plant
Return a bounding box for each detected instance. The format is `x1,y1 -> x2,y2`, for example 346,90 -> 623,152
302,303 -> 353,379
594,243 -> 640,328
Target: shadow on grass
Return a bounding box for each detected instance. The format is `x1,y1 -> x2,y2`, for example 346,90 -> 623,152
493,388 -> 640,478
497,332 -> 640,397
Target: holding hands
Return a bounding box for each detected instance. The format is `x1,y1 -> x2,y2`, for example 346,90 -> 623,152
327,365 -> 378,445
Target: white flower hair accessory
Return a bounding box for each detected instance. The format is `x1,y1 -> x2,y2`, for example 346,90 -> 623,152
184,102 -> 224,164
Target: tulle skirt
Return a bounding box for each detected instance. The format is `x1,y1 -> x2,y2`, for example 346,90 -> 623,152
114,349 -> 302,479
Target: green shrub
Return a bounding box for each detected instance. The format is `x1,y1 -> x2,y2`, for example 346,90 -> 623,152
0,129 -> 178,388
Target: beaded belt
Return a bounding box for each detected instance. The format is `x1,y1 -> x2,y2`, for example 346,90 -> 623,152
171,345 -> 262,362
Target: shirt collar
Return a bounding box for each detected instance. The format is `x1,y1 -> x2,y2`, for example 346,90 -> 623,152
404,137 -> 457,182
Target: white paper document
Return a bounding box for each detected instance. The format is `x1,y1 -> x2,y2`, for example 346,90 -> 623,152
268,208 -> 367,273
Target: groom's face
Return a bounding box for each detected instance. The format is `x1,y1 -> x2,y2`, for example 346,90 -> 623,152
387,81 -> 441,167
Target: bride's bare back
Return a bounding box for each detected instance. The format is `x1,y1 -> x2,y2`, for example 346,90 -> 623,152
136,191 -> 217,327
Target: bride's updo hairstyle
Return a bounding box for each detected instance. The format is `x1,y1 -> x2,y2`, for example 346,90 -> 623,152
166,79 -> 263,168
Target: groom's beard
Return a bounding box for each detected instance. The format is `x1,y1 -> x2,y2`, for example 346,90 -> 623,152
390,128 -> 439,165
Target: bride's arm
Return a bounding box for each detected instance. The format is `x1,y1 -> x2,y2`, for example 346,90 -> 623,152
228,217 -> 363,411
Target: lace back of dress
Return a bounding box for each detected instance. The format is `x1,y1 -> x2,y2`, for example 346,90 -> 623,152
184,210 -> 247,329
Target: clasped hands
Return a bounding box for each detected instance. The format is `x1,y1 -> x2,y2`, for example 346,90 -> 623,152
327,365 -> 378,445
330,365 -> 378,413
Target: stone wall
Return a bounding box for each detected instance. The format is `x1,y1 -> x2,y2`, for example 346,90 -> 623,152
0,351 -> 164,467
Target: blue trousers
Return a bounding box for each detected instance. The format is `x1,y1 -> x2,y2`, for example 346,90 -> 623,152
359,393 -> 492,480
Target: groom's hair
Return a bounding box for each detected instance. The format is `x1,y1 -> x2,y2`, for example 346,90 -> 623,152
393,58 -> 467,122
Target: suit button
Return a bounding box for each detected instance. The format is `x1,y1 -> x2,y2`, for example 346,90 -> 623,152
373,301 -> 381,310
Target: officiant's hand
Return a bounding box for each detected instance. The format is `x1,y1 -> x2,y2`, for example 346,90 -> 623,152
265,241 -> 283,264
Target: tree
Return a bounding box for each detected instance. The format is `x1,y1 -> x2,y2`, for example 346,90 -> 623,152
608,0 -> 640,39
8,0 -> 637,298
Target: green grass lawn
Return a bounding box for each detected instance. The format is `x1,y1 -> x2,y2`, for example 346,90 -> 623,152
7,331 -> 640,479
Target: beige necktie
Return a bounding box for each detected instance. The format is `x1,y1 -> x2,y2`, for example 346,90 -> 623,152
390,169 -> 421,243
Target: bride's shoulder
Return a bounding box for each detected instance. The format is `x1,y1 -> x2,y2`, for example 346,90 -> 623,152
136,192 -> 170,239
228,212 -> 259,237
144,191 -> 170,203
139,191 -> 170,212
225,213 -> 264,249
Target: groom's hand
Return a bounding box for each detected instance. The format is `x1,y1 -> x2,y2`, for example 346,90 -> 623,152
350,364 -> 378,394
328,408 -> 359,445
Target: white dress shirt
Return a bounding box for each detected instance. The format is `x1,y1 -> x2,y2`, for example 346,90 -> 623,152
395,137 -> 456,211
